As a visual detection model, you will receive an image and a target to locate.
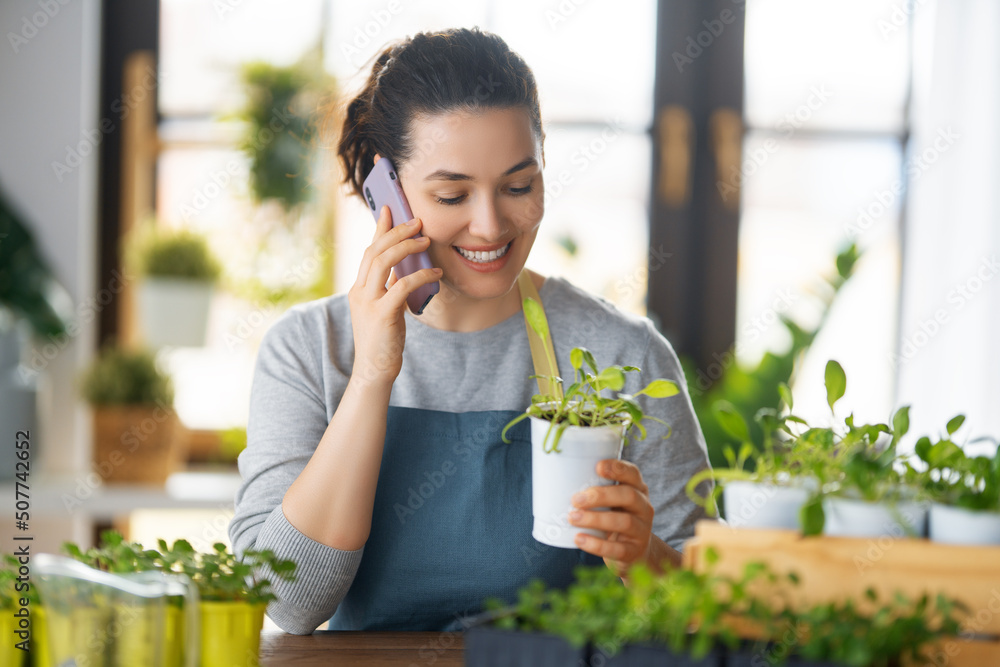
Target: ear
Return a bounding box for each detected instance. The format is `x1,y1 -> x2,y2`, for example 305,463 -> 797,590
374,153 -> 381,166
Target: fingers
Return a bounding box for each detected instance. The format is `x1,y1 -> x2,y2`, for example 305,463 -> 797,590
380,267 -> 442,312
357,209 -> 423,286
596,459 -> 648,494
574,530 -> 645,564
571,483 -> 653,521
357,223 -> 428,290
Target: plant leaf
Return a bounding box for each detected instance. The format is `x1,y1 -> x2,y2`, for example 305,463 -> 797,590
522,297 -> 549,339
824,360 -> 846,411
636,379 -> 679,398
778,382 -> 793,410
946,414 -> 966,436
799,496 -> 825,536
712,401 -> 750,443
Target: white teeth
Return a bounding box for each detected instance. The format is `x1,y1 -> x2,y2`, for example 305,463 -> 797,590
456,242 -> 511,263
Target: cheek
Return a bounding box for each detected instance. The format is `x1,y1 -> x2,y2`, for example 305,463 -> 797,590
513,190 -> 545,231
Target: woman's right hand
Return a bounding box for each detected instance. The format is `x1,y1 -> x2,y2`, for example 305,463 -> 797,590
348,204 -> 442,388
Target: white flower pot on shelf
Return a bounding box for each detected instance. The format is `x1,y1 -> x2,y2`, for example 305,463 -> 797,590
928,503 -> 1000,545
823,496 -> 928,538
723,478 -> 816,530
530,413 -> 625,549
138,278 -> 214,348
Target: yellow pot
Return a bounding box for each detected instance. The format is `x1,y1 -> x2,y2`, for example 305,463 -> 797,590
109,600 -> 186,667
32,604 -> 112,667
0,607 -> 26,666
199,600 -> 266,667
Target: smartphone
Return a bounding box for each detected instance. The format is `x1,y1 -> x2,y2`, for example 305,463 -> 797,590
362,158 -> 439,315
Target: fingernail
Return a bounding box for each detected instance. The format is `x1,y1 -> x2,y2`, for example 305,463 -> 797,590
571,492 -> 585,505
569,510 -> 582,522
407,217 -> 420,225
574,534 -> 586,546
433,268 -> 443,274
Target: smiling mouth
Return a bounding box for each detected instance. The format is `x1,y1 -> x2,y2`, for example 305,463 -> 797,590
453,240 -> 513,263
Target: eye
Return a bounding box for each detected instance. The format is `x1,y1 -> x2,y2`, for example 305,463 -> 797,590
434,194 -> 466,206
509,184 -> 534,196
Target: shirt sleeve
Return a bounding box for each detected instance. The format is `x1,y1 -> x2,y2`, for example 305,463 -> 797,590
621,319 -> 716,552
228,307 -> 363,634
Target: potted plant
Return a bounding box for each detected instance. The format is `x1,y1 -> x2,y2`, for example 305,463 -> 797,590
0,554 -> 27,666
470,550 -> 771,667
727,587 -> 967,667
501,297 -> 680,548
127,222 -> 222,348
915,416 -> 1000,545
30,558 -> 113,667
0,186 -> 72,481
62,530 -> 191,667
157,538 -> 295,667
686,361 -> 917,537
78,344 -> 184,485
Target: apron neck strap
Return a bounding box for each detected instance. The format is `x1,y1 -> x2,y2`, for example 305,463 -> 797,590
516,270 -> 561,398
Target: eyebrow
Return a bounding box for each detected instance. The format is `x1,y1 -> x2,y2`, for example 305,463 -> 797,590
423,156 -> 538,182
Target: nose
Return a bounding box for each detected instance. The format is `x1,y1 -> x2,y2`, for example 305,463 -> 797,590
467,195 -> 507,242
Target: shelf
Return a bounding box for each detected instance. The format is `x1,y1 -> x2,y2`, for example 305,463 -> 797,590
0,468 -> 242,522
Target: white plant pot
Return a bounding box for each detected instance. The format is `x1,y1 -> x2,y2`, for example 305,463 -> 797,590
928,503 -> 1000,545
723,479 -> 814,530
138,278 -> 214,348
823,496 -> 928,538
529,414 -> 625,549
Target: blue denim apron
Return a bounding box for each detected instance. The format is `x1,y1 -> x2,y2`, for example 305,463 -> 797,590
327,406 -> 601,630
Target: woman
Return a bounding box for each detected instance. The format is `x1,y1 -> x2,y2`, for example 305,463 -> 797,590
229,27 -> 712,635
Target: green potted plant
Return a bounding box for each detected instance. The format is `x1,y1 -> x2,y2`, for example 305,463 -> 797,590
127,222 -> 222,348
727,586 -> 967,667
915,416 -> 1000,545
157,538 -> 295,667
62,531 -> 191,667
0,554 -> 27,666
78,345 -> 184,485
686,361 -> 916,537
469,550 -> 775,666
0,185 -> 72,482
501,297 -> 680,548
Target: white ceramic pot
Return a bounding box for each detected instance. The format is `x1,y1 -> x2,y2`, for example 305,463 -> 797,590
928,503 -> 1000,545
529,414 -> 625,548
138,278 -> 214,348
823,496 -> 928,538
723,479 -> 814,530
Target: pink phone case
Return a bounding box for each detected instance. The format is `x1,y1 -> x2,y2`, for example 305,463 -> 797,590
362,158 -> 439,314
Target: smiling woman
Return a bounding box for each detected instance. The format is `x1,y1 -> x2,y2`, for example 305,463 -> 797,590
229,26 -> 713,635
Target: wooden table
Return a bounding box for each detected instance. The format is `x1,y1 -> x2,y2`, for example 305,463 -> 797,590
259,631 -> 465,666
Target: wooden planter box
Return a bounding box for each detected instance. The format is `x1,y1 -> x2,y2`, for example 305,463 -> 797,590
93,406 -> 185,485
682,520 -> 1000,667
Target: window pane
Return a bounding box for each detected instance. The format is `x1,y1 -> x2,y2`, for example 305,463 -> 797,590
744,0 -> 911,132
737,133 -> 902,423
160,0 -> 325,116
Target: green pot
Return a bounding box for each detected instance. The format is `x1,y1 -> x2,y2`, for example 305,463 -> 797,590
109,600 -> 186,667
199,600 -> 266,667
32,604 -> 112,667
0,606 -> 26,666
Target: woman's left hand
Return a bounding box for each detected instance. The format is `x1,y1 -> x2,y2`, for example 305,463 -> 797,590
568,459 -> 654,576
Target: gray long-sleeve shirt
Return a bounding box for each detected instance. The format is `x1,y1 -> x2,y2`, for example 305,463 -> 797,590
229,275 -> 712,634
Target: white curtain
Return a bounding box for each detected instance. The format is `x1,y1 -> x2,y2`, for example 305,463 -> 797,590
897,0 -> 1000,450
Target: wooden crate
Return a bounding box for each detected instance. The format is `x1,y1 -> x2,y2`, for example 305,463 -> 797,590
682,520 -> 1000,667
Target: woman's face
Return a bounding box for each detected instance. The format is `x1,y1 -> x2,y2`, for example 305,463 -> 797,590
395,107 -> 544,301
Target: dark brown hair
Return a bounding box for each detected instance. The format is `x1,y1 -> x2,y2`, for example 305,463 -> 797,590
337,27 -> 543,198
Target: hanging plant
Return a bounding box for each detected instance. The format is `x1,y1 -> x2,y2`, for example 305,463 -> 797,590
236,52 -> 333,212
